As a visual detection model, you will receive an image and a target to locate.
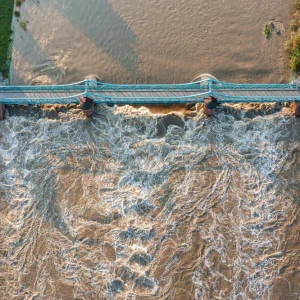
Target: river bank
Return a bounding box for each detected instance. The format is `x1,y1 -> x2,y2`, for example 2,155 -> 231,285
285,0 -> 300,72
0,0 -> 14,80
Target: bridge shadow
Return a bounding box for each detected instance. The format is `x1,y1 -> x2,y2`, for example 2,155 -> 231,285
9,63 -> 25,85
11,12 -> 66,85
54,0 -> 138,75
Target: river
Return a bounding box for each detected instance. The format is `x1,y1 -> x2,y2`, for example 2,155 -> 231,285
10,0 -> 293,85
1,0 -> 300,299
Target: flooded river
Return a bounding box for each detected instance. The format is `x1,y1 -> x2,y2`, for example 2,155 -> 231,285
1,0 -> 300,299
1,104 -> 300,299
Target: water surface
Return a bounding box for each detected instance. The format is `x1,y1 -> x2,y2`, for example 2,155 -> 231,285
0,104 -> 299,299
10,0 -> 293,84
2,0 -> 300,299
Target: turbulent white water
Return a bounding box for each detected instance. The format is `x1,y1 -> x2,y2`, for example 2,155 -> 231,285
0,104 -> 299,299
2,0 -> 300,298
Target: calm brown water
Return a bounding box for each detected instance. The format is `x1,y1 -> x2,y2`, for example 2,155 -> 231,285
10,0 -> 293,85
1,0 -> 300,299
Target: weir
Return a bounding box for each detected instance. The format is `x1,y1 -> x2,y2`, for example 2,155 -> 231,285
0,78 -> 300,117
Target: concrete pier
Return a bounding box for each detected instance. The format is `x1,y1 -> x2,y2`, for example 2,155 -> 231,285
0,104 -> 5,120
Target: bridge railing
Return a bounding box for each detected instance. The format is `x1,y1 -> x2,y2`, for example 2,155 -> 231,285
86,91 -> 211,104
211,91 -> 300,103
1,78 -> 300,105
0,93 -> 86,105
86,78 -> 299,93
210,79 -> 298,90
86,79 -> 208,91
0,80 -> 86,92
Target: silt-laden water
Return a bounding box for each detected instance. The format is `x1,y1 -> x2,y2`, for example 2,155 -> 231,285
2,0 -> 300,298
0,104 -> 299,299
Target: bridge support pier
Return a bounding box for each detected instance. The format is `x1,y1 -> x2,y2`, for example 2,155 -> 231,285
293,102 -> 300,117
0,104 -> 5,121
203,96 -> 218,116
79,97 -> 95,116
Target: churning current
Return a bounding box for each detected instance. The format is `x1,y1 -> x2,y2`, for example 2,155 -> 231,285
1,0 -> 300,299
0,104 -> 299,299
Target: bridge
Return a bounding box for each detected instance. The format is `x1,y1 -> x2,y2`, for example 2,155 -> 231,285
0,78 -> 300,105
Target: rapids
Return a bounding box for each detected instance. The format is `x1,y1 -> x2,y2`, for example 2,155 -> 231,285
2,0 -> 300,298
0,104 -> 299,299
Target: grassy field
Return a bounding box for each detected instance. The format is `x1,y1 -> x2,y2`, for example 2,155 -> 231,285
0,0 -> 14,78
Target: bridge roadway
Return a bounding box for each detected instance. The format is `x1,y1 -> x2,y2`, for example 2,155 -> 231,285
0,79 -> 300,105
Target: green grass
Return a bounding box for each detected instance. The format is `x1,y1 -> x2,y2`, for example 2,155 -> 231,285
285,0 -> 300,72
0,0 -> 14,78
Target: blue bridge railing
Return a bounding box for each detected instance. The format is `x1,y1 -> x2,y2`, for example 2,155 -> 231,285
0,78 -> 299,105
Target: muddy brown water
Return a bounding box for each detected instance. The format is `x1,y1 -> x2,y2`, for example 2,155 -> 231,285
0,104 -> 299,299
10,0 -> 293,85
1,0 -> 300,299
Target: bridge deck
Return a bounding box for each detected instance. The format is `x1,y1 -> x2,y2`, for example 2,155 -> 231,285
0,79 -> 300,104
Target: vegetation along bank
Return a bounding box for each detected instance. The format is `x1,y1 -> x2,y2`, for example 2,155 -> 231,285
285,0 -> 300,73
0,0 -> 14,79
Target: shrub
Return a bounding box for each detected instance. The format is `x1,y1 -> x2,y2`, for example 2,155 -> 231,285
290,20 -> 299,32
15,0 -> 23,6
289,53 -> 300,71
14,10 -> 20,17
264,24 -> 271,39
20,20 -> 26,30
